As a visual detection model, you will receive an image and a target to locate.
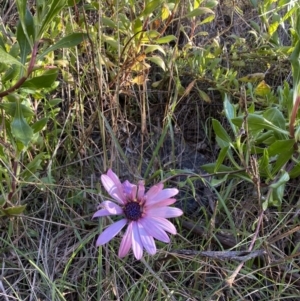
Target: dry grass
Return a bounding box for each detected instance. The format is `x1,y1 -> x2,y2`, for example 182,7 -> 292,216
0,0 -> 300,300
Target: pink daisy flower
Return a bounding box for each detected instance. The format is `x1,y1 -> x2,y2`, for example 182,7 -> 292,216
93,169 -> 183,260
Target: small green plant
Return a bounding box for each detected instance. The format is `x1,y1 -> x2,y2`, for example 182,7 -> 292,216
202,7 -> 300,209
0,0 -> 86,216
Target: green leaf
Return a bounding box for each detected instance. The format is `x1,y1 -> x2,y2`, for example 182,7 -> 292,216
21,152 -> 44,180
0,195 -> 5,206
156,35 -> 177,44
0,33 -> 6,50
270,171 -> 289,189
271,147 -> 294,176
38,33 -> 88,60
214,146 -> 229,172
205,0 -> 218,8
255,130 -> 274,145
212,119 -> 232,146
24,8 -> 35,39
11,101 -> 33,146
133,19 -> 143,35
3,205 -> 26,216
37,0 -> 66,39
197,89 -> 211,103
67,0 -> 81,6
263,108 -> 285,131
16,0 -> 30,44
102,17 -> 117,29
259,149 -> 273,179
139,0 -> 161,17
119,14 -> 131,30
144,45 -> 166,55
48,98 -> 62,107
202,163 -> 234,173
0,62 -> 8,73
282,5 -> 297,22
22,69 -> 59,89
201,163 -> 251,182
250,0 -> 258,7
0,47 -> 24,67
147,56 -> 165,70
210,174 -> 229,187
271,185 -> 285,206
262,199 -> 268,211
140,30 -> 160,43
199,14 -> 215,25
267,171 -> 289,208
16,27 -> 30,71
9,43 -> 19,58
186,7 -> 214,18
1,64 -> 21,82
250,22 -> 260,34
223,94 -> 237,135
231,114 -> 289,136
0,102 -> 34,118
32,117 -> 49,133
289,160 -> 300,178
268,139 -> 294,157
16,9 -> 35,67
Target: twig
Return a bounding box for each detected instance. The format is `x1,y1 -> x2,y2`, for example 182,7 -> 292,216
225,210 -> 264,287
170,249 -> 266,262
181,220 -> 300,287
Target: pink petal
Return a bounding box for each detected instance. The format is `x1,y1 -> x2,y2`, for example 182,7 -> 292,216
122,180 -> 137,199
137,222 -> 156,255
147,188 -> 179,205
145,198 -> 177,210
107,169 -> 123,190
93,201 -> 123,218
137,181 -> 145,200
139,217 -> 170,243
145,183 -> 164,200
147,207 -> 183,218
149,217 -> 177,234
96,219 -> 127,245
132,222 -> 143,260
101,174 -> 125,204
119,222 -> 133,258
93,209 -> 112,218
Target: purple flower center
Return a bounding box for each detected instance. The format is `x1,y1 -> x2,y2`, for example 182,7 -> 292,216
123,201 -> 142,221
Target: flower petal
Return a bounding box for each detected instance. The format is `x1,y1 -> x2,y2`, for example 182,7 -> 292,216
101,174 -> 125,204
123,180 -> 137,199
145,183 -> 164,200
132,222 -> 143,260
93,201 -> 123,218
107,169 -> 123,190
96,219 -> 127,245
139,217 -> 170,243
149,217 -> 177,234
145,198 -> 177,210
138,222 -> 156,255
93,209 -> 112,218
147,206 -> 183,218
119,222 -> 133,258
146,188 -> 179,205
137,180 -> 145,200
